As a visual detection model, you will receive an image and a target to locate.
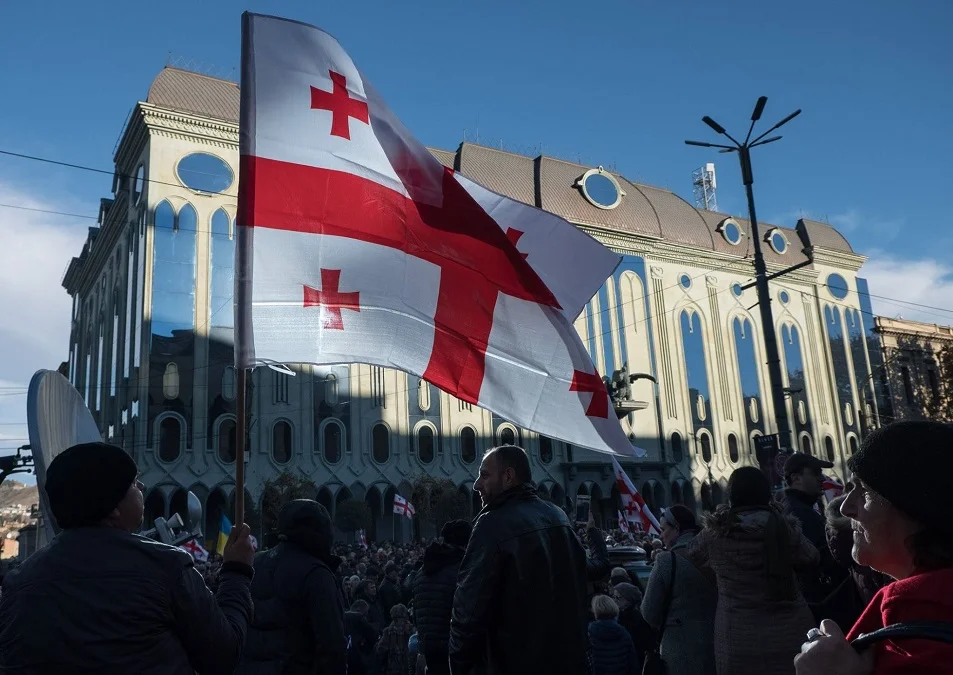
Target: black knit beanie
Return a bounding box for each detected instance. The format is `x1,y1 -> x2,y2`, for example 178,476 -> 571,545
849,421 -> 953,533
45,442 -> 138,529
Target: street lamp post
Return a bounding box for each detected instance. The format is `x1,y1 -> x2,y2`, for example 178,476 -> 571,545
686,97 -> 805,468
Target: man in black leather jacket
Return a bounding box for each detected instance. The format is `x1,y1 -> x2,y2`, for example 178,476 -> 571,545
449,445 -> 589,675
236,499 -> 348,674
0,442 -> 256,674
415,519 -> 472,675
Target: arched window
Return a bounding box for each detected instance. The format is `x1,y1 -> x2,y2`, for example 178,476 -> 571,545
418,380 -> 431,411
218,418 -> 236,463
323,421 -> 343,463
801,434 -> 814,456
700,433 -> 713,463
158,416 -> 182,462
151,201 -> 196,342
824,436 -> 836,462
372,423 -> 390,463
680,310 -> 712,427
499,426 -> 518,447
461,427 -> 477,464
728,434 -> 740,463
848,435 -> 859,456
272,421 -> 292,464
133,165 -> 144,204
417,425 -> 435,463
162,362 -> 180,399
538,435 -> 553,464
325,374 -> 339,405
209,208 -> 234,339
671,432 -> 684,463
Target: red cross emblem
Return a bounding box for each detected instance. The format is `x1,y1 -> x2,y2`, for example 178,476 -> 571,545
303,269 -> 361,330
570,369 -> 610,418
310,71 -> 370,140
505,228 -> 529,260
624,500 -> 638,517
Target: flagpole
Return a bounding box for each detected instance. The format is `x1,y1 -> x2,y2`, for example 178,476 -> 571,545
235,368 -> 247,526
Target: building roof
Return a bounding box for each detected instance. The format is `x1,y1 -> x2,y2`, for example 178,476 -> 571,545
141,67 -> 854,257
146,67 -> 239,122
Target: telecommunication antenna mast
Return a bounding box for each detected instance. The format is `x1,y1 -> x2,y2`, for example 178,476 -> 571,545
692,162 -> 718,211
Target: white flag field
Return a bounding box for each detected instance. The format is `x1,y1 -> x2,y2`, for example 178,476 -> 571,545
235,13 -> 635,457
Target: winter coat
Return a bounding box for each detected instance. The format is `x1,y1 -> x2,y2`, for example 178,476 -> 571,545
413,541 -> 465,655
379,578 -> 404,617
357,589 -> 388,634
588,619 -> 639,675
846,567 -> 953,674
236,500 -> 347,674
780,488 -> 848,608
640,532 -> 717,675
346,610 -> 379,675
0,526 -> 253,675
688,506 -> 818,675
376,618 -> 414,675
449,484 -> 590,675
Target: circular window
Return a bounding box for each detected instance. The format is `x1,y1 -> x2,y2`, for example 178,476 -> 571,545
577,167 -> 624,210
779,290 -> 790,305
176,153 -> 234,194
679,274 -> 692,290
720,219 -> 743,245
767,229 -> 788,254
731,282 -> 743,297
826,273 -> 850,300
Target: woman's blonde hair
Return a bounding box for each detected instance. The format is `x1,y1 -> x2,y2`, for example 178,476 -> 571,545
591,594 -> 619,620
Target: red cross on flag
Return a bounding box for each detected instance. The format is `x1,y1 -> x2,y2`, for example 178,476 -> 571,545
236,13 -> 635,458
611,456 -> 661,535
180,539 -> 209,563
393,494 -> 408,516
822,474 -> 844,503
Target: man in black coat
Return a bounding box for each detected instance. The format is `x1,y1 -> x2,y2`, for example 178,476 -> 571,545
236,499 -> 347,674
779,453 -> 848,611
414,520 -> 472,675
449,445 -> 590,675
0,442 -> 255,674
378,561 -> 404,617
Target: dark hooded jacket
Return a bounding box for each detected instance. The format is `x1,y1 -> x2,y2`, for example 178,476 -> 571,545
414,541 -> 467,655
236,500 -> 347,675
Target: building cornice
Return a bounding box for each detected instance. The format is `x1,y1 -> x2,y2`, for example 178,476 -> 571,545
140,103 -> 239,149
808,246 -> 868,272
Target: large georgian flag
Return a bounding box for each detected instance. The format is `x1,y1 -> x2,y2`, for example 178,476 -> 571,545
236,13 -> 632,456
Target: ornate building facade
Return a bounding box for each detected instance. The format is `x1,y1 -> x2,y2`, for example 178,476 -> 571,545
62,67 -> 887,541
875,316 -> 951,422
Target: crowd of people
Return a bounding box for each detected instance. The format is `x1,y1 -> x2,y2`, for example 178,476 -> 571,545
1,420 -> 952,674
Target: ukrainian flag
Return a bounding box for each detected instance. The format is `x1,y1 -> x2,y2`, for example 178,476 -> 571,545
216,513 -> 232,556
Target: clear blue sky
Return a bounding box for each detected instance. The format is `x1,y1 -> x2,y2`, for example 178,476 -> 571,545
1,0 -> 951,254
1,0 -> 952,465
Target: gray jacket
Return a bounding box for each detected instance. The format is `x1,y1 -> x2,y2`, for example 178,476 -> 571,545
0,526 -> 253,674
640,532 -> 717,675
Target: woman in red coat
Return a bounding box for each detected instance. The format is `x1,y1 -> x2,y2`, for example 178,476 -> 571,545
795,421 -> 953,674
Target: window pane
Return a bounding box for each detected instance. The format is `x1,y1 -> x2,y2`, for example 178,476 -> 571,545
418,426 -> 434,463
372,424 -> 390,463
210,208 -> 234,343
700,434 -> 713,463
218,419 -> 236,463
671,433 -> 683,463
538,435 -> 552,464
273,422 -> 292,464
324,423 -> 342,463
500,427 -> 517,446
728,434 -> 739,463
159,417 -> 182,462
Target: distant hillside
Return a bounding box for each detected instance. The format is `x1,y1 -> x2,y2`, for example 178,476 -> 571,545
0,480 -> 38,510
